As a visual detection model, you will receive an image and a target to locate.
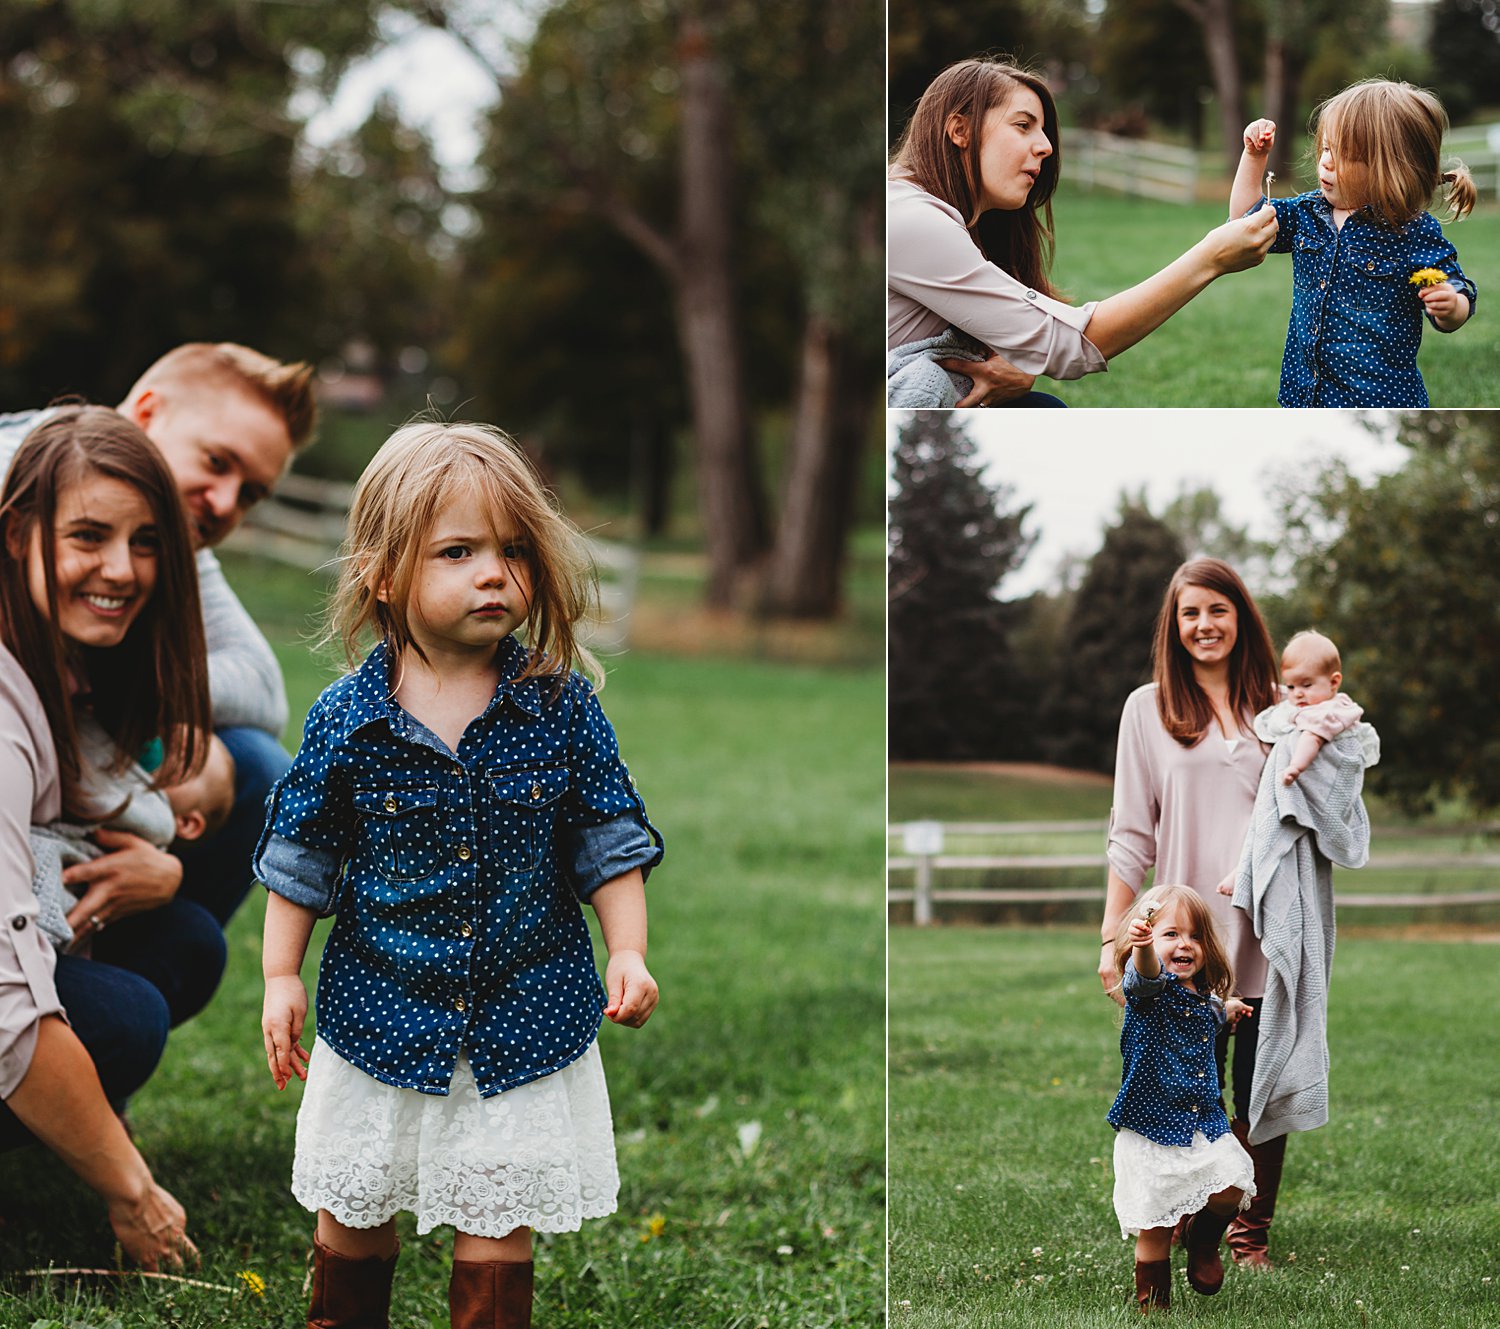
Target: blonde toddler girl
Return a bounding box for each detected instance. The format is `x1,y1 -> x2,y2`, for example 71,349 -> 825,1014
257,421 -> 663,1329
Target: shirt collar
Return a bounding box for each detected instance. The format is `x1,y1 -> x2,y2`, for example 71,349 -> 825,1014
339,635 -> 547,740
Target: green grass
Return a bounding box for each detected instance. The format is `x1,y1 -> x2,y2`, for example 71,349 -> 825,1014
889,926 -> 1500,1328
0,569 -> 885,1326
1039,187 -> 1500,407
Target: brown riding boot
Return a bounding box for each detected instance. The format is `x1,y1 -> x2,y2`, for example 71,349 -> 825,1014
1226,1119 -> 1287,1269
1183,1200 -> 1238,1295
1133,1258 -> 1172,1313
449,1258 -> 534,1329
307,1235 -> 399,1329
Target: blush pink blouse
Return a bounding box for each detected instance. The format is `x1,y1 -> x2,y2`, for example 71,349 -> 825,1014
1107,683 -> 1270,998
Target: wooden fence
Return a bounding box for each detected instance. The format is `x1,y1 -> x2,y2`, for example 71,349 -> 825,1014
222,472 -> 640,652
889,819 -> 1500,924
1063,130 -> 1200,204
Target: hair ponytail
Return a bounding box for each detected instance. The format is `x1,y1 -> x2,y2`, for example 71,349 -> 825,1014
1441,163 -> 1477,221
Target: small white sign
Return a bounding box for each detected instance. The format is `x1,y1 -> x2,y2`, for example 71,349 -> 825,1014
902,820 -> 944,856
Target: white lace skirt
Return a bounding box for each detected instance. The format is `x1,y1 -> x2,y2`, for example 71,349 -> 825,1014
1112,1128 -> 1255,1238
291,1039 -> 620,1238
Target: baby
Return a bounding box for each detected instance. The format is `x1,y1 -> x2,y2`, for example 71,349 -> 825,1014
1258,630 -> 1375,784
32,729 -> 236,949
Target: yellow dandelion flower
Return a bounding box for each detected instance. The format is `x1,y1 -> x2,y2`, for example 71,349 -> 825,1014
1409,268 -> 1448,288
237,1270 -> 266,1297
639,1213 -> 666,1242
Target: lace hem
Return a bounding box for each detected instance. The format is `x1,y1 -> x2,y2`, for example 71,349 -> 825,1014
1111,1127 -> 1255,1238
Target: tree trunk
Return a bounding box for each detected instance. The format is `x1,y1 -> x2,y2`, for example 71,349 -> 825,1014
759,312 -> 870,617
1177,0 -> 1245,169
675,13 -> 766,607
1263,35 -> 1304,183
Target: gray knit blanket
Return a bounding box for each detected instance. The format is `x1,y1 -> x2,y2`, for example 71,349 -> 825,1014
1230,726 -> 1375,1145
886,328 -> 991,408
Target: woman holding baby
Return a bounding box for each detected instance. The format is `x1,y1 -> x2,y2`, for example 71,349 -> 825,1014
0,406 -> 219,1267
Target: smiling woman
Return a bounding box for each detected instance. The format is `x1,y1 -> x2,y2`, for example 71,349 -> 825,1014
0,404 -> 215,1271
885,56 -> 1281,407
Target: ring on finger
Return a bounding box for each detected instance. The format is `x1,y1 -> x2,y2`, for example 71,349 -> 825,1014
90,914 -> 106,932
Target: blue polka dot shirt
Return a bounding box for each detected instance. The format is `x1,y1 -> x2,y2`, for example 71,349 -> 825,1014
254,635 -> 663,1098
1264,191 -> 1477,407
1107,959 -> 1231,1147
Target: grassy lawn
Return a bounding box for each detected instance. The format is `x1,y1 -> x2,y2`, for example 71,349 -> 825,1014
889,926 -> 1500,1328
0,564 -> 885,1326
1039,187 -> 1500,407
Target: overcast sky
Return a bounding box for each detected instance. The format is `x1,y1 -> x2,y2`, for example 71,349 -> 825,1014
889,410 -> 1412,597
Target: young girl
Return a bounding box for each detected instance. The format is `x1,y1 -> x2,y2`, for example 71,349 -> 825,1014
257,421 -> 663,1329
1230,79 -> 1477,408
1108,885 -> 1256,1312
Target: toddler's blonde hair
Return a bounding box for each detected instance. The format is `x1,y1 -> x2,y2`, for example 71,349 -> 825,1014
1110,884 -> 1235,1001
1313,79 -> 1475,228
323,420 -> 601,690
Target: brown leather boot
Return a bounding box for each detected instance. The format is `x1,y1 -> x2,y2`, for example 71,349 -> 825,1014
1133,1258 -> 1171,1312
449,1259 -> 534,1329
307,1235 -> 399,1329
1183,1201 -> 1238,1295
1226,1119 -> 1287,1269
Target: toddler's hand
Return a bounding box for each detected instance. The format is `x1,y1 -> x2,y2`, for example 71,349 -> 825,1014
1225,998 -> 1254,1029
262,975 -> 311,1090
1418,281 -> 1466,329
1282,764 -> 1304,786
604,950 -> 659,1028
1243,118 -> 1276,156
1126,916 -> 1154,948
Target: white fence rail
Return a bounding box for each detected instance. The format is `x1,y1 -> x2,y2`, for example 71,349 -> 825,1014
1064,130 -> 1200,204
223,473 -> 640,652
889,820 -> 1500,924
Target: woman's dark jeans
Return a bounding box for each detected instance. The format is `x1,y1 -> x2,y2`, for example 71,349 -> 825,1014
1215,995 -> 1263,1120
999,391 -> 1068,408
0,897 -> 225,1151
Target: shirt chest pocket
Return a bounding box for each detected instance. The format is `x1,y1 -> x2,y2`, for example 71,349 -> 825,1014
486,766 -> 570,871
1292,232 -> 1329,290
352,784 -> 445,883
1343,248 -> 1404,311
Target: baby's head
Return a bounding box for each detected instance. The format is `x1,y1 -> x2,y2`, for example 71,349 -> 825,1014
1112,884 -> 1234,1001
1280,630 -> 1342,710
325,420 -> 601,689
164,734 -> 235,843
1311,79 -> 1475,227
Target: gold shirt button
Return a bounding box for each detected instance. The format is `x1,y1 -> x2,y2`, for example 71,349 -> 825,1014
384,796 -> 398,812
461,923 -> 473,939
455,998 -> 466,1012
531,784 -> 542,800
457,845 -> 471,861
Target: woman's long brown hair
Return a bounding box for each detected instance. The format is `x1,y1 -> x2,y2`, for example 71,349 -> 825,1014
891,56 -> 1062,298
1150,558 -> 1278,747
0,405 -> 209,815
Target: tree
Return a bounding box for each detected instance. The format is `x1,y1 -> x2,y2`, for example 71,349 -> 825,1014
422,0 -> 881,613
1276,412 -> 1500,813
1428,0 -> 1500,122
889,414 -> 1037,761
0,0 -> 382,405
1043,501 -> 1186,773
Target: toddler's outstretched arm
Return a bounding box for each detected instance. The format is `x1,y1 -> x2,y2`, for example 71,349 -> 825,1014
591,868 -> 659,1028
261,892 -> 317,1090
1231,119 -> 1276,219
1126,913 -> 1160,979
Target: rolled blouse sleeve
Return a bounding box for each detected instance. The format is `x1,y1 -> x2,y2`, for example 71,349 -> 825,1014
556,681 -> 663,900
0,654 -> 64,1099
1106,686 -> 1160,891
887,177 -> 1107,380
254,697 -> 351,917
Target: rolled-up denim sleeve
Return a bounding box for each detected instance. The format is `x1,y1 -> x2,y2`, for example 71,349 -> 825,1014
556,681 -> 663,900
253,697 -> 351,916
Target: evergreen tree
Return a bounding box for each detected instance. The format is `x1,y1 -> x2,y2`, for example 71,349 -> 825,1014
888,415 -> 1036,761
1428,0 -> 1500,122
1043,501 -> 1186,774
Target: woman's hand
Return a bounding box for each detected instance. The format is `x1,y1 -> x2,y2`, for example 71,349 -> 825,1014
1098,940 -> 1125,1007
108,1178 -> 199,1271
262,974 -> 311,1090
936,351 -> 1036,407
1199,208 -> 1279,275
603,949 -> 659,1028
63,829 -> 183,938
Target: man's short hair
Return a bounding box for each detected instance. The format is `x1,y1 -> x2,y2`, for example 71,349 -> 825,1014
127,343 -> 318,452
